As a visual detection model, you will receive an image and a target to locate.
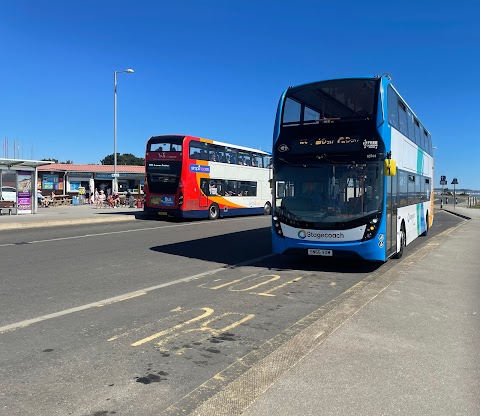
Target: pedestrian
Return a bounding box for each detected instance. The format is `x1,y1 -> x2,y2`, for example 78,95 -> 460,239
37,190 -> 47,207
126,189 -> 135,208
97,190 -> 106,208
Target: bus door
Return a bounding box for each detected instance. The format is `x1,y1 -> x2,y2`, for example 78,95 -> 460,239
386,176 -> 398,257
199,179 -> 209,207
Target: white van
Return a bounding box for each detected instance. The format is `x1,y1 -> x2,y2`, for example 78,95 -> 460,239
1,186 -> 17,202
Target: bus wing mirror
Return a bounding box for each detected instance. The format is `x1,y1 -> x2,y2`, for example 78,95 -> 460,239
384,159 -> 397,176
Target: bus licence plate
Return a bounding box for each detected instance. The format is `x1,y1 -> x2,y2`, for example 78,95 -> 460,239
157,212 -> 168,216
308,249 -> 333,256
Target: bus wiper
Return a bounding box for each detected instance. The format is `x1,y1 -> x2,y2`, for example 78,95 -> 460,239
316,117 -> 340,123
315,154 -> 351,164
277,206 -> 300,221
278,157 -> 306,167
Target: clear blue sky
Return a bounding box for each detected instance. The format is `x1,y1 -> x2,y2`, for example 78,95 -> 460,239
1,0 -> 479,189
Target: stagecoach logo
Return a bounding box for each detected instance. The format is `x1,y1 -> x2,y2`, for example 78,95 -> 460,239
278,144 -> 289,152
189,164 -> 210,173
298,230 -> 345,240
363,140 -> 378,149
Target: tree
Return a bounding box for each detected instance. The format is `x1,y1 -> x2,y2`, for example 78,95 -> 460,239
41,158 -> 73,164
100,153 -> 145,166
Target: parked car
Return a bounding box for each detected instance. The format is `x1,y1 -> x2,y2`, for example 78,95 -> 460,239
0,186 -> 17,202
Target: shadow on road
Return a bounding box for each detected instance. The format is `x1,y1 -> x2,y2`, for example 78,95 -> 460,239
150,227 -> 382,274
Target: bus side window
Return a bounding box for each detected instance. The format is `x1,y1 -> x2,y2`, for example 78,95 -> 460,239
252,154 -> 263,167
225,180 -> 238,196
225,148 -> 237,164
398,171 -> 408,207
190,142 -> 203,159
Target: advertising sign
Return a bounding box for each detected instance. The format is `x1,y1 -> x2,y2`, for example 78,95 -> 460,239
17,171 -> 32,214
42,174 -> 63,190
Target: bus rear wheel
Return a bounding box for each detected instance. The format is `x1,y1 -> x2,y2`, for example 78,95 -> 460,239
263,202 -> 272,215
394,224 -> 406,259
421,212 -> 429,236
208,203 -> 220,220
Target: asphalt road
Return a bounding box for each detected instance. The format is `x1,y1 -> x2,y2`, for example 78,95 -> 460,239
0,210 -> 464,415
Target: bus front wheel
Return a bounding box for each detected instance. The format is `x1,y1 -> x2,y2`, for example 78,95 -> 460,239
394,223 -> 406,259
208,203 -> 220,220
263,202 -> 272,215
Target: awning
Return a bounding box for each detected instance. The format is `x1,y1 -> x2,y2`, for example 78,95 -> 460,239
0,158 -> 54,169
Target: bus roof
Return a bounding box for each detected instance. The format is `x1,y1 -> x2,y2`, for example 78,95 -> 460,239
148,135 -> 271,156
283,76 -> 431,136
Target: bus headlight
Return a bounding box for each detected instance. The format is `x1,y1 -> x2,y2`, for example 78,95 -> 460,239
362,215 -> 380,241
272,216 -> 283,237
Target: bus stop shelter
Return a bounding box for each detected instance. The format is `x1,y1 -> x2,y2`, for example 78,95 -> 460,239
0,158 -> 54,214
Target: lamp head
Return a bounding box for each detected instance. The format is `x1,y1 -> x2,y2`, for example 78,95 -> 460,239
125,69 -> 134,73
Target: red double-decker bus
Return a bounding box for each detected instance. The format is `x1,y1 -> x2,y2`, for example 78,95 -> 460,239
144,135 -> 272,220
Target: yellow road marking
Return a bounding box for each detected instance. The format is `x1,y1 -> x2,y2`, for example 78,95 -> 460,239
131,308 -> 214,347
200,274 -> 304,298
202,273 -> 258,290
159,312 -> 255,354
255,277 -> 303,296
229,275 -> 281,292
218,314 -> 255,333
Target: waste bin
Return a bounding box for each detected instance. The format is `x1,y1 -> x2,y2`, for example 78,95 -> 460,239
136,199 -> 144,208
72,196 -> 79,205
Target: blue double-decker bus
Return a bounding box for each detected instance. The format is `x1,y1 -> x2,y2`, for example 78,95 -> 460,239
271,75 -> 434,261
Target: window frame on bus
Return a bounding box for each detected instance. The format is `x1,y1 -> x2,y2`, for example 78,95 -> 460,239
189,141 -> 209,160
387,85 -> 432,156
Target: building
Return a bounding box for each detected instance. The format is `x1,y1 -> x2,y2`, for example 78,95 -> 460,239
37,164 -> 145,198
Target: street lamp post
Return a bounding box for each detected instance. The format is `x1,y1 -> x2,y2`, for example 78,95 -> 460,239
113,68 -> 134,192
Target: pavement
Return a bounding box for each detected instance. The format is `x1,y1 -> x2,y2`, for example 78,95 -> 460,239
1,202 -> 479,415
0,203 -> 144,231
